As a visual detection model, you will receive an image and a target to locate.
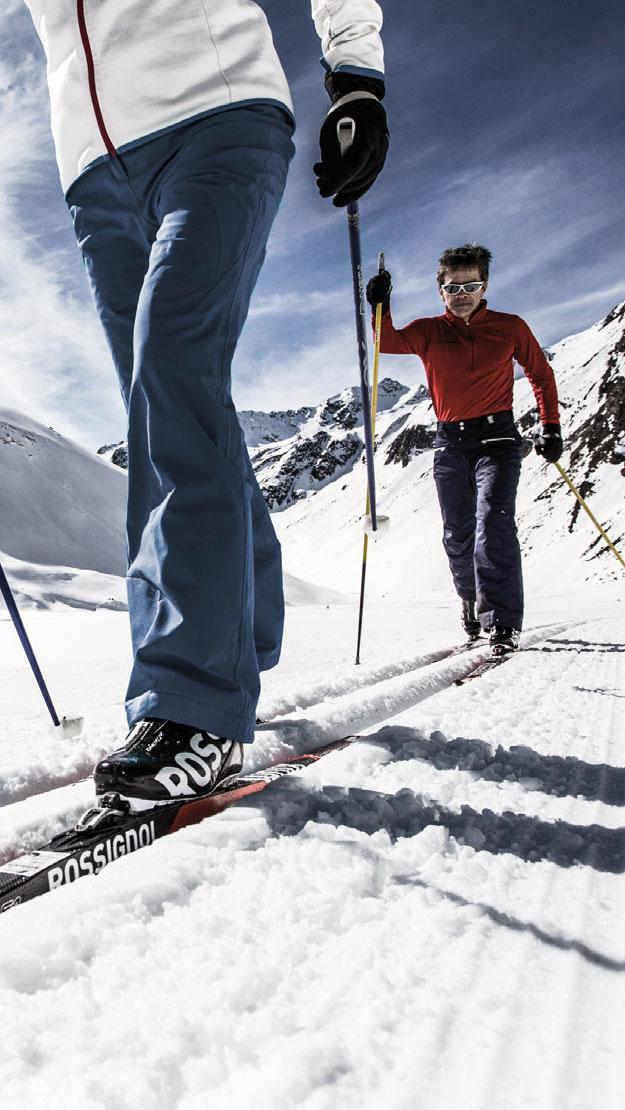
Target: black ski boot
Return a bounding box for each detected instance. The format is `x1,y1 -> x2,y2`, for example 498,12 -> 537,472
489,626 -> 520,657
94,718 -> 243,808
461,599 -> 482,641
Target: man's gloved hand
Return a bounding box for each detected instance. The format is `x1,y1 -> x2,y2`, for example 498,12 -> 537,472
314,72 -> 388,208
366,269 -> 392,312
534,424 -> 563,463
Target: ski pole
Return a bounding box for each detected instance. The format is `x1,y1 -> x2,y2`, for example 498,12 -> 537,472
356,252 -> 386,665
0,561 -> 83,736
553,461 -> 625,571
338,119 -> 378,533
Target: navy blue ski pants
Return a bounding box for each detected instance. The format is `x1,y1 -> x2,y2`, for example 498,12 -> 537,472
432,412 -> 524,631
66,106 -> 294,742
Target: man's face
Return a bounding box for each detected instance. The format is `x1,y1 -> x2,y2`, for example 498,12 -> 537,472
439,266 -> 487,321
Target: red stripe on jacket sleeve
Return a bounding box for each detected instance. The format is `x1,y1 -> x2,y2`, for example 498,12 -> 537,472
76,0 -> 117,159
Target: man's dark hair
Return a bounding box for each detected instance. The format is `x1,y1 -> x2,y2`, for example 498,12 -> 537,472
437,243 -> 492,286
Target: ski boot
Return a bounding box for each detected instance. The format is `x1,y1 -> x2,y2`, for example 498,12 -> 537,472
94,718 -> 243,809
461,599 -> 482,642
489,626 -> 520,657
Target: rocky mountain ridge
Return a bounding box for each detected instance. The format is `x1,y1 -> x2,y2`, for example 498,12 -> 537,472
95,299 -> 624,593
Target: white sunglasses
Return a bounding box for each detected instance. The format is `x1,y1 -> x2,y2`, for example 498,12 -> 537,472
441,281 -> 485,295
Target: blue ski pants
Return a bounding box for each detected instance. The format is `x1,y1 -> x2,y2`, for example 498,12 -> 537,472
66,105 -> 295,742
432,411 -> 524,631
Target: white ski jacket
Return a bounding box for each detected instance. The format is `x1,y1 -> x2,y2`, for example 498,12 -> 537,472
24,0 -> 384,194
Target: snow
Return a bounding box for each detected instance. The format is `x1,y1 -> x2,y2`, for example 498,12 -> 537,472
0,591 -> 624,1108
0,303 -> 624,1106
0,409 -> 127,578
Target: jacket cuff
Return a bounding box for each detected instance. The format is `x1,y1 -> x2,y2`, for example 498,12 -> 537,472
324,70 -> 385,103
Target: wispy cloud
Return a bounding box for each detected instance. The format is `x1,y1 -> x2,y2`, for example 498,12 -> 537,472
233,320 -> 425,413
0,11 -> 125,447
248,289 -> 337,319
1,0 -> 622,450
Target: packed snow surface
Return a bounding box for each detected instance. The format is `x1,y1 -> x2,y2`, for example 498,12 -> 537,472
0,586 -> 624,1109
0,303 -> 623,1105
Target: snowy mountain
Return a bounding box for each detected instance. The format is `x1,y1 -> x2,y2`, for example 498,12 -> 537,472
0,411 -> 345,611
3,301 -> 624,612
97,299 -> 625,602
263,301 -> 625,599
0,410 -> 127,578
0,410 -> 128,610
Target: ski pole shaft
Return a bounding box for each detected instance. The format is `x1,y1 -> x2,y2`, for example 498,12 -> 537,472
553,461 -> 625,571
0,561 -> 61,726
355,266 -> 384,665
345,200 -> 378,531
355,538 -> 369,666
336,118 -> 378,532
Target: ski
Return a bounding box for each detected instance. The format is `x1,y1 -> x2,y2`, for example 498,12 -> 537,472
454,651 -> 516,685
451,637 -> 486,655
0,736 -> 358,914
0,638 -> 508,915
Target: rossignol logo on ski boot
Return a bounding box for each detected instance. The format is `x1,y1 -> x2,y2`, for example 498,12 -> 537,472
47,820 -> 156,890
154,732 -> 224,797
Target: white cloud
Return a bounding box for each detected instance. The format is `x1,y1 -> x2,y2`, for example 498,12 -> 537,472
0,19 -> 125,449
233,321 -> 424,412
248,289 -> 338,319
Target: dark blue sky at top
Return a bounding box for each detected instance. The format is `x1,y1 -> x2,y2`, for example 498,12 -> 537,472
4,0 -> 625,442
248,0 -> 625,365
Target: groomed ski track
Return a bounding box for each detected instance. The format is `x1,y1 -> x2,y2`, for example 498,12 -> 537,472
0,604 -> 624,1108
0,622 -> 565,865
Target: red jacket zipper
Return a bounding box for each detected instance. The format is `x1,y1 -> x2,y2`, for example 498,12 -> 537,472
76,0 -> 117,158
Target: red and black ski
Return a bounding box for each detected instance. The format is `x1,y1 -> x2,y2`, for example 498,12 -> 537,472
0,639 -> 516,914
0,736 -> 358,914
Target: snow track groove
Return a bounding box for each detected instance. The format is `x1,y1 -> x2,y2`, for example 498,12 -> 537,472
391,623 -> 625,1109
479,647 -> 625,1110
0,640 -> 477,813
0,625 -> 570,865
0,612 -> 623,1106
256,641 -> 478,721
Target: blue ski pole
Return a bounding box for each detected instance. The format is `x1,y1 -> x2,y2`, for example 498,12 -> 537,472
0,560 -> 83,736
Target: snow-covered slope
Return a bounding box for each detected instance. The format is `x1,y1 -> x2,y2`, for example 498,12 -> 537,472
0,409 -> 127,577
0,412 -> 346,611
4,300 -> 623,613
0,313 -> 624,1110
262,301 -> 625,599
514,300 -> 625,585
0,598 -> 623,1108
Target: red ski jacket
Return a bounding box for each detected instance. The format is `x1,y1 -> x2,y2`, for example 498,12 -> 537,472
377,301 -> 559,424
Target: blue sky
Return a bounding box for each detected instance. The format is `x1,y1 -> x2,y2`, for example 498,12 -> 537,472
1,0 -> 623,447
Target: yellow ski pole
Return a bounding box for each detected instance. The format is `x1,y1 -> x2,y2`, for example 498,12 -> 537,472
553,460 -> 625,571
355,252 -> 385,664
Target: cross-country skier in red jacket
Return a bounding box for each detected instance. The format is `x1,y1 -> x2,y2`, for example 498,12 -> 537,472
367,243 -> 562,655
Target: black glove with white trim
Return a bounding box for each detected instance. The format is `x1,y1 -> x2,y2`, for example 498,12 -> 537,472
534,423 -> 563,463
314,72 -> 389,208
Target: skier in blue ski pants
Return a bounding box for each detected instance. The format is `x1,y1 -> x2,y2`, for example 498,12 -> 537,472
26,0 -> 388,803
67,107 -> 294,744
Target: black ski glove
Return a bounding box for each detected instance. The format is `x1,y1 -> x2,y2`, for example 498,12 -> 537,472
534,424 -> 563,463
314,72 -> 389,208
366,269 -> 392,312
